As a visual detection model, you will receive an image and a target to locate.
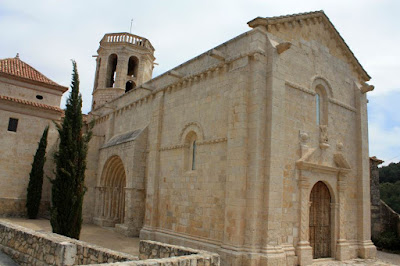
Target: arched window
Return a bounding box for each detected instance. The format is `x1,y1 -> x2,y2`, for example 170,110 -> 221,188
127,56 -> 139,77
184,132 -> 197,171
125,81 -> 135,93
106,54 -> 118,87
315,85 -> 328,126
316,93 -> 321,125
192,140 -> 197,170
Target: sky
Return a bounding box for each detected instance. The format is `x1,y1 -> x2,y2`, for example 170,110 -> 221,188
1,0 -> 399,165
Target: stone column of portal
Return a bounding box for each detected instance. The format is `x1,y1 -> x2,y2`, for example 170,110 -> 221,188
219,58 -> 249,266
106,187 -> 112,219
94,186 -> 103,218
116,187 -> 140,237
140,92 -> 164,240
336,173 -> 350,260
296,174 -> 313,266
355,88 -> 376,258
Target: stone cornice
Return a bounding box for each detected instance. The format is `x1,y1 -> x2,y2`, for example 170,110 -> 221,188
285,80 -> 357,113
0,95 -> 63,113
160,137 -> 227,151
92,48 -> 266,124
296,161 -> 351,175
329,98 -> 356,112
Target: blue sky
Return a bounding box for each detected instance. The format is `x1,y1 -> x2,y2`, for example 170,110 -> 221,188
0,0 -> 399,164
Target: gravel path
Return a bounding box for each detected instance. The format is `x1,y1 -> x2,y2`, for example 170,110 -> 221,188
377,250 -> 400,265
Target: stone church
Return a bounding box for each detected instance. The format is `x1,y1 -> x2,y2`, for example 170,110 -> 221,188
1,11 -> 377,265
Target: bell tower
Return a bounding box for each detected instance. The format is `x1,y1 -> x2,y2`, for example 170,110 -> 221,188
91,32 -> 155,110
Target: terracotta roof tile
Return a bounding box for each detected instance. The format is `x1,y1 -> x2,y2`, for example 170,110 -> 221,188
0,55 -> 65,88
0,95 -> 63,113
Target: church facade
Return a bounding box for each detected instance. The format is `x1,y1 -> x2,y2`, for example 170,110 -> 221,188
0,10 -> 377,266
84,11 -> 376,265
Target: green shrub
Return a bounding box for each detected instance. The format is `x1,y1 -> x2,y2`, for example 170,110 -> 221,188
372,231 -> 400,251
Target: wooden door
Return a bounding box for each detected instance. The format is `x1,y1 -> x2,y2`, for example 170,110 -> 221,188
309,181 -> 331,258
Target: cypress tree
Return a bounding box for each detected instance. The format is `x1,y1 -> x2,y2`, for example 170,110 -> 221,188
50,60 -> 92,239
26,125 -> 49,219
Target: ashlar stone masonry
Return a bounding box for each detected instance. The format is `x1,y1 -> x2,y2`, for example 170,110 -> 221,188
83,11 -> 376,266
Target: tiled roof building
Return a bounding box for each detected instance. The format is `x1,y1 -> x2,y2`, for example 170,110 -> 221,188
0,54 -> 66,219
0,54 -> 67,90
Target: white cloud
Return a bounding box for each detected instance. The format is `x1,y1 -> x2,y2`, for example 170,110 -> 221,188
369,122 -> 400,165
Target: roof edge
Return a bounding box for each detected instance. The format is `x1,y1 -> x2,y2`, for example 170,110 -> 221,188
0,72 -> 68,93
247,11 -> 371,81
0,95 -> 63,113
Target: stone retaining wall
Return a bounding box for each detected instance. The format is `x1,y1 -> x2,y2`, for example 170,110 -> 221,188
0,221 -> 138,265
93,240 -> 220,265
378,200 -> 400,238
0,221 -> 220,265
370,157 -> 400,239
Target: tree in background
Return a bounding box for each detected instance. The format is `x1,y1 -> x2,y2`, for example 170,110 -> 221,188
379,162 -> 400,184
379,161 -> 400,214
380,181 -> 400,214
26,126 -> 49,219
50,61 -> 92,239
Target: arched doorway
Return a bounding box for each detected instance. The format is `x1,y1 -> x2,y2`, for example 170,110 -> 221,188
100,156 -> 126,225
309,181 -> 331,259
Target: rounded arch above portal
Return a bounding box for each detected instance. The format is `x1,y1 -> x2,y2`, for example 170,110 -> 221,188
100,155 -> 127,187
179,122 -> 204,144
311,76 -> 333,98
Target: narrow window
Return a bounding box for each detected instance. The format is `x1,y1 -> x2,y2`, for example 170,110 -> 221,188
316,93 -> 320,125
192,140 -> 196,170
8,118 -> 18,132
36,95 -> 43,100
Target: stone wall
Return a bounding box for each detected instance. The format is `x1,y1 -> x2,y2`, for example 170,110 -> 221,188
0,221 -> 138,265
0,108 -> 60,218
93,240 -> 220,265
370,157 -> 383,238
370,157 -> 400,239
378,201 -> 400,238
0,221 -> 220,265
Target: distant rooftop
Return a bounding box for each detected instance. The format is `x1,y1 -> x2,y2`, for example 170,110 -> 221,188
0,54 -> 68,91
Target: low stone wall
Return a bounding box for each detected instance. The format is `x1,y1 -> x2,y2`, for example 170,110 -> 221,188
93,240 -> 220,265
371,200 -> 400,239
0,220 -> 138,265
379,200 -> 400,237
0,221 -> 220,265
